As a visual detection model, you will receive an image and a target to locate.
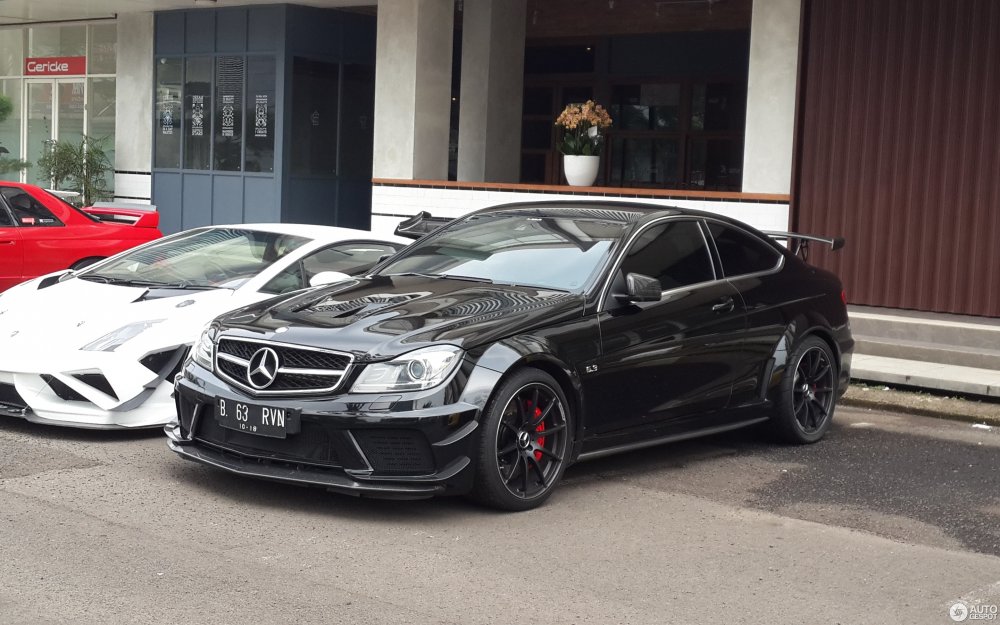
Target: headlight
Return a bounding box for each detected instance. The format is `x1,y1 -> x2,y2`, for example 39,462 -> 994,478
192,324 -> 217,369
81,319 -> 164,352
351,345 -> 462,393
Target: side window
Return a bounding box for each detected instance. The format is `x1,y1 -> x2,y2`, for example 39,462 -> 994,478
708,222 -> 782,277
302,242 -> 400,281
0,204 -> 13,227
619,220 -> 715,290
0,188 -> 63,227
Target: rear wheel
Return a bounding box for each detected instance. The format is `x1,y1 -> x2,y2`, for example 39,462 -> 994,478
469,368 -> 572,511
771,336 -> 838,444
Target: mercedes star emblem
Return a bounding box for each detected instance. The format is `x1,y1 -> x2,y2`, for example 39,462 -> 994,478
247,347 -> 280,389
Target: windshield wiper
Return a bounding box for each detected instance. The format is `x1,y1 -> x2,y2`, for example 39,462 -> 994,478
74,275 -> 220,290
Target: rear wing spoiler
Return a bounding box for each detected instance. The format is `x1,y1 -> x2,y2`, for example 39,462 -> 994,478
83,205 -> 161,229
763,231 -> 845,260
393,211 -> 454,240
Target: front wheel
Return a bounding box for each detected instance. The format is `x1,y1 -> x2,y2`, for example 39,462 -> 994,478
469,368 -> 573,511
771,335 -> 838,444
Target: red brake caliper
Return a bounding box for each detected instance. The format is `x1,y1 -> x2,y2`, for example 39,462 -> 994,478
533,405 -> 545,461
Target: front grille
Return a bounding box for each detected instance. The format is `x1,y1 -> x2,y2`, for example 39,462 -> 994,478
215,337 -> 352,396
72,373 -> 118,400
41,374 -> 87,402
353,429 -> 435,475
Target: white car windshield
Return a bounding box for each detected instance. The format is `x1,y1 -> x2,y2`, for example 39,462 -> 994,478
78,227 -> 309,289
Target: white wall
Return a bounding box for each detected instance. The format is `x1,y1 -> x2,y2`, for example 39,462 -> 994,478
742,0 -> 802,195
114,12 -> 154,204
371,185 -> 789,237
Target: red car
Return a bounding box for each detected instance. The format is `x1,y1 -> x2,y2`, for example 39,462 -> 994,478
0,182 -> 162,291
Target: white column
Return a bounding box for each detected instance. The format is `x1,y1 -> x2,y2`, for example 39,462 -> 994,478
372,0 -> 454,180
456,0 -> 526,183
741,0 -> 802,194
114,12 -> 154,203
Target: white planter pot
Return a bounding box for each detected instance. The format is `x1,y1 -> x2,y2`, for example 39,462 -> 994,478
563,154 -> 600,187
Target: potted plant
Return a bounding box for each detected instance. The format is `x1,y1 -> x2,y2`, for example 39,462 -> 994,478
37,134 -> 113,206
555,100 -> 613,186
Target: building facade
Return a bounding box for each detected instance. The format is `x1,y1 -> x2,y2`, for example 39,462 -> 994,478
0,0 -> 996,317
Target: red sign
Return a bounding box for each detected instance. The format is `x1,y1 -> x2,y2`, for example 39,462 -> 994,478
24,56 -> 87,76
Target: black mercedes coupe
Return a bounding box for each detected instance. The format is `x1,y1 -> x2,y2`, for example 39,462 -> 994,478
167,201 -> 853,510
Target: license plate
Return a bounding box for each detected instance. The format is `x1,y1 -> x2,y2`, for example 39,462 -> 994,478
215,397 -> 300,439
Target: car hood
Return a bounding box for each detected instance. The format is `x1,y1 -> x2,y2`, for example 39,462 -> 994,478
215,275 -> 584,361
0,275 -> 247,360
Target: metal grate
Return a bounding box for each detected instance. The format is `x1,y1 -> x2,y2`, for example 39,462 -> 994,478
352,429 -> 435,475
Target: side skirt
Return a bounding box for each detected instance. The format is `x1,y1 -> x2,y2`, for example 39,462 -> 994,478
575,416 -> 770,462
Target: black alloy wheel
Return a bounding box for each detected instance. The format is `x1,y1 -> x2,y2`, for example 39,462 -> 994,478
470,369 -> 572,511
772,335 -> 838,444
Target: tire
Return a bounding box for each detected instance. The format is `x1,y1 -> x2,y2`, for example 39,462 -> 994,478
771,335 -> 838,444
70,257 -> 104,270
469,368 -> 573,511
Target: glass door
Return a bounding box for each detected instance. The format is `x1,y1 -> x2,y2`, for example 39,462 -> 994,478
24,78 -> 86,187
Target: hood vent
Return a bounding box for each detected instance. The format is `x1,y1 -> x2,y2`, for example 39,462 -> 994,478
309,294 -> 419,316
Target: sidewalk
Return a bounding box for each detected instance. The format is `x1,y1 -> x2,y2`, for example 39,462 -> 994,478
841,383 -> 1000,427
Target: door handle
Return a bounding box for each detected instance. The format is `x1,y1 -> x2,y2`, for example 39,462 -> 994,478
711,296 -> 735,313
0,239 -> 15,245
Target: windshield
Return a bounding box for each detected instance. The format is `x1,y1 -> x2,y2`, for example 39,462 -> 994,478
79,227 -> 309,288
376,211 -> 628,291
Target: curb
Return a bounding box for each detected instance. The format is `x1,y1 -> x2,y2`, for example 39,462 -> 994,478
841,384 -> 1000,427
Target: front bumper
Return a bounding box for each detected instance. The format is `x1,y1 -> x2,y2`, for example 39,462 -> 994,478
0,348 -> 184,429
167,364 -> 485,498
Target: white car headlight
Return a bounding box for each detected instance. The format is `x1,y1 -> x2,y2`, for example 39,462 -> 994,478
192,325 -> 217,369
351,345 -> 463,393
81,319 -> 165,352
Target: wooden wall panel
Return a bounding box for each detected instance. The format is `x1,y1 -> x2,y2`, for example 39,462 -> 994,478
794,0 -> 1000,317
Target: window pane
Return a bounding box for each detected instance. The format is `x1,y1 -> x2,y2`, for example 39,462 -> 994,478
691,82 -> 746,132
184,57 -> 212,170
155,57 -> 182,169
708,223 -> 781,277
26,82 -> 53,186
524,45 -> 595,74
291,57 -> 338,176
245,55 -> 275,173
87,78 -> 115,192
0,29 -> 23,77
0,79 -> 22,182
28,25 -> 86,58
522,87 -> 552,115
612,84 -> 680,131
88,24 -> 116,74
214,56 -> 244,171
521,119 -> 551,150
620,221 -> 714,289
689,139 -> 743,190
2,187 -> 62,227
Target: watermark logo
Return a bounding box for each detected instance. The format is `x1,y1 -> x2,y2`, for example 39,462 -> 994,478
950,601 -> 998,622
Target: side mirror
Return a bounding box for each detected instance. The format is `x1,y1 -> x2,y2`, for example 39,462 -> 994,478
309,271 -> 352,287
625,273 -> 662,303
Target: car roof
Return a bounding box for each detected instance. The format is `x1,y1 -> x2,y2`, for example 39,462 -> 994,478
204,222 -> 411,245
473,200 -> 704,224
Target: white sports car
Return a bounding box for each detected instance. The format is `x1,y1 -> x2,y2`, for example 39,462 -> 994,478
0,223 -> 408,429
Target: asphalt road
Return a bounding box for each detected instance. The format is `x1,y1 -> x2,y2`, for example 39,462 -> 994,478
2,407 -> 999,625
